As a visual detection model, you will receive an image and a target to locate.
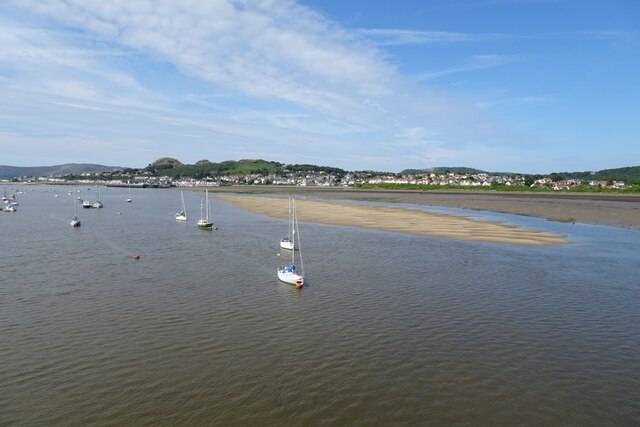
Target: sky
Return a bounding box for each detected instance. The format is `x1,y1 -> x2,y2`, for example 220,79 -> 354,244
0,0 -> 638,173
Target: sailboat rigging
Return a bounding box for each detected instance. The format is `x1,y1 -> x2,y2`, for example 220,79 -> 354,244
70,191 -> 81,227
93,185 -> 103,208
197,189 -> 214,229
277,198 -> 304,288
176,190 -> 187,221
280,195 -> 295,250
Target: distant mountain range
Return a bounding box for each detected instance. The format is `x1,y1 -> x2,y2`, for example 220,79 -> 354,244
0,163 -> 122,180
2,160 -> 640,184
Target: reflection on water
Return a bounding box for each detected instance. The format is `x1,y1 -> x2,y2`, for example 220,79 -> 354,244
2,187 -> 640,425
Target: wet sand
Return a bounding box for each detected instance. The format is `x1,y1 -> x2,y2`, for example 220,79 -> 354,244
217,194 -> 570,246
211,186 -> 640,230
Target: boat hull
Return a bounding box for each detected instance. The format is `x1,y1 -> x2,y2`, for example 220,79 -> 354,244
280,240 -> 294,250
277,268 -> 303,286
175,213 -> 187,221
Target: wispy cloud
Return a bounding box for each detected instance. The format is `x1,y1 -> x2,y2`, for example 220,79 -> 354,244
358,29 -> 504,46
414,54 -> 525,81
360,28 -> 634,46
0,0 -> 551,170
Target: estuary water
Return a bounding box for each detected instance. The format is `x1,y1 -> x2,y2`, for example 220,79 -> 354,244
2,187 -> 639,426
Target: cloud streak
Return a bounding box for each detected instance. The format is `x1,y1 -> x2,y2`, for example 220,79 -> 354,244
360,28 -> 634,46
414,54 -> 525,81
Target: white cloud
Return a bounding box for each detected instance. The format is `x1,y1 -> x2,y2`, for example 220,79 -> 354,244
359,29 -> 504,46
415,54 -> 525,81
12,0 -> 395,117
1,0 -> 529,170
359,28 -> 634,47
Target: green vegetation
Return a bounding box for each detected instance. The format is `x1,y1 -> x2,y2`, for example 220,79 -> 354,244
156,159 -> 284,178
401,167 -> 490,175
146,159 -> 347,179
286,164 -> 346,175
553,166 -> 640,185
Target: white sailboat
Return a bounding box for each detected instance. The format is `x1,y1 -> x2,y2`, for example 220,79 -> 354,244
197,189 -> 214,229
93,185 -> 103,208
175,191 -> 187,221
126,184 -> 132,202
279,195 -> 295,250
70,194 -> 81,227
277,200 -> 304,288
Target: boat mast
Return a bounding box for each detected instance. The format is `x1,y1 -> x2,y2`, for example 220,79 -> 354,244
206,189 -> 210,221
294,204 -> 304,276
290,198 -> 296,265
287,196 -> 292,238
291,196 -> 295,242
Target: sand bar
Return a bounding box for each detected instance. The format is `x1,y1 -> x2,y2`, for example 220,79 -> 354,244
210,186 -> 640,230
217,194 -> 570,246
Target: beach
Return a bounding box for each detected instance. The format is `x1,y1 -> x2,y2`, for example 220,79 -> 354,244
211,187 -> 640,230
217,194 -> 570,246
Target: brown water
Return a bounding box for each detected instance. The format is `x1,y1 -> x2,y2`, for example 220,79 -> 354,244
2,187 -> 640,425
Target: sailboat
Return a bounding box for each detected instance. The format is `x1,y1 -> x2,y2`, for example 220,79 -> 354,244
70,193 -> 81,227
280,195 -> 295,250
93,185 -> 103,208
175,191 -> 187,222
277,199 -> 304,288
126,184 -> 132,202
197,189 -> 214,229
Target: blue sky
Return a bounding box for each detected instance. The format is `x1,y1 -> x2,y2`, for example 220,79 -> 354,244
0,0 -> 638,173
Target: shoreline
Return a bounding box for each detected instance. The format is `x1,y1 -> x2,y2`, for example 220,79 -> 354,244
208,186 -> 640,230
217,194 -> 570,246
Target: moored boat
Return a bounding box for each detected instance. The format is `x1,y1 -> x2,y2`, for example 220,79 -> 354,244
277,199 -> 304,288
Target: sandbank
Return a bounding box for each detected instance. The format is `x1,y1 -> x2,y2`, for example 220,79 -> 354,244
217,194 -> 570,246
210,186 -> 640,230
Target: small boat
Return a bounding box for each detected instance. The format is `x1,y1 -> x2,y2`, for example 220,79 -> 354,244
82,199 -> 92,208
197,189 -> 214,229
277,199 -> 304,288
70,197 -> 81,227
280,195 -> 295,250
126,184 -> 132,202
175,190 -> 187,222
93,186 -> 103,208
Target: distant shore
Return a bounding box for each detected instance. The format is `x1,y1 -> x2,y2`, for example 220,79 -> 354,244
209,186 -> 640,230
217,194 -> 570,246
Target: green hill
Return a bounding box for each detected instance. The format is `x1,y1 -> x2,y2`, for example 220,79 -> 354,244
555,166 -> 640,184
154,159 -> 285,178
0,163 -> 121,180
401,167 -> 491,175
148,158 -> 346,178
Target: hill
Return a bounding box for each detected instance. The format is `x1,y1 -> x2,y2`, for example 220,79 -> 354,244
555,166 -> 640,184
143,157 -> 183,173
401,167 -> 492,175
0,163 -> 122,180
148,159 -> 345,178
155,159 -> 285,178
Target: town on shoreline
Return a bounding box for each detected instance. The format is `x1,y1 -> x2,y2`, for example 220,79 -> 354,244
4,168 -> 635,193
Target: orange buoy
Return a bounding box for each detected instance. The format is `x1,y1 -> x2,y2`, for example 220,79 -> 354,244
132,255 -> 140,260
295,280 -> 303,289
